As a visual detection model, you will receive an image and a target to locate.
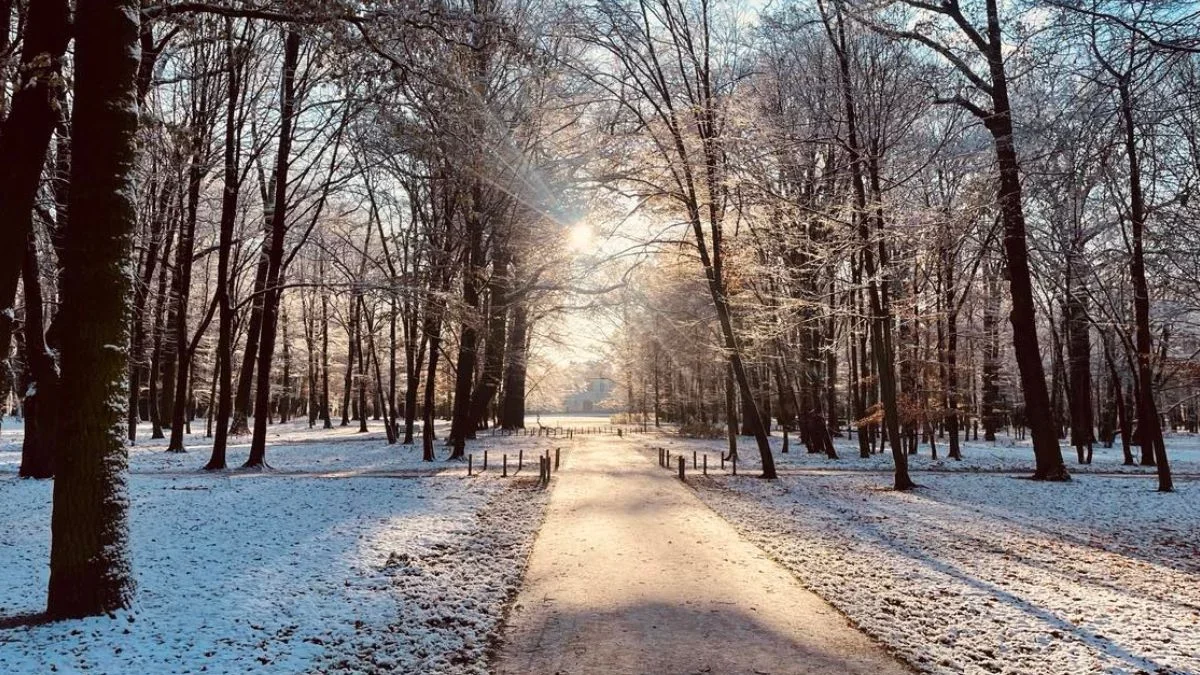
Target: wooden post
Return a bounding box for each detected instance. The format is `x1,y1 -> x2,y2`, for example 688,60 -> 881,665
703,454 -> 707,475
484,450 -> 488,470
666,449 -> 670,466
555,447 -> 560,471
503,454 -> 508,477
468,454 -> 473,476
677,456 -> 685,481
693,450 -> 697,469
519,449 -> 523,470
721,454 -> 725,470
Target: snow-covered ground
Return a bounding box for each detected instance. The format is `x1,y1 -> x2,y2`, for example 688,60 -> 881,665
691,467 -> 1199,674
652,428 -> 1200,476
0,419 -> 565,674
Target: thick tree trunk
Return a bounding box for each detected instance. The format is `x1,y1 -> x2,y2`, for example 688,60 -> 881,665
47,0 -> 139,617
983,0 -> 1067,480
467,247 -> 510,430
499,302 -> 529,430
448,210 -> 484,458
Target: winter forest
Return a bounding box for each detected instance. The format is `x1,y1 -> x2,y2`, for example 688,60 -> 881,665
1,0 -> 1199,673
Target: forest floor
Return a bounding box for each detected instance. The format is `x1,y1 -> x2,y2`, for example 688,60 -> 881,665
0,417 -> 570,674
653,434 -> 1200,675
494,434 -> 910,675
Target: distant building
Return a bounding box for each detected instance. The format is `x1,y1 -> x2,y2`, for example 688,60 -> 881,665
563,377 -> 617,413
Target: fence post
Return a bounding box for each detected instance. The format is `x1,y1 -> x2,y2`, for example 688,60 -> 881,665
703,454 -> 707,476
519,449 -> 523,471
468,454 -> 473,476
554,447 -> 560,471
677,456 -> 685,481
503,454 -> 508,477
693,450 -> 697,469
483,450 -> 488,471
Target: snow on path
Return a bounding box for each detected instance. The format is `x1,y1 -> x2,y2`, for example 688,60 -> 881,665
694,470 -> 1200,675
495,435 -> 911,675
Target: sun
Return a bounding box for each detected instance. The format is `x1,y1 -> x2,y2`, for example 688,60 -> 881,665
566,222 -> 595,252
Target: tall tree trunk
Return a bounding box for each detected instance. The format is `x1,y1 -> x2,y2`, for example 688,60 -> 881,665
147,223 -> 176,439
245,29 -> 300,469
448,209 -> 484,458
467,246 -> 510,430
823,0 -> 912,488
128,184 -> 169,443
983,0 -> 1066,480
422,314 -> 443,462
205,30 -> 241,471
47,0 -> 139,617
1118,80 -> 1171,491
320,262 -> 333,429
499,302 -> 529,430
166,79 -> 213,453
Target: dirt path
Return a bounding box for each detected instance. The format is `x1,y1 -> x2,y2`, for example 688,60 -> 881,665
495,436 -> 911,675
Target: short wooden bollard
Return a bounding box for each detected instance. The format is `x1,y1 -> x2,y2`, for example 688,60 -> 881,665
468,454 -> 473,476
503,454 -> 508,477
666,449 -> 671,466
693,451 -> 697,469
677,456 -> 685,480
519,449 -> 524,471
721,454 -> 725,470
483,450 -> 488,470
703,454 -> 707,475
554,447 -> 560,471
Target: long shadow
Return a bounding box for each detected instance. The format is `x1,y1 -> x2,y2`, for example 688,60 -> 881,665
759,483 -> 1180,675
905,477 -> 1200,577
495,599 -> 913,675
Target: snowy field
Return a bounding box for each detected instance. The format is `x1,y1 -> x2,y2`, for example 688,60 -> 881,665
689,464 -> 1199,674
652,428 -> 1200,477
0,417 -> 569,674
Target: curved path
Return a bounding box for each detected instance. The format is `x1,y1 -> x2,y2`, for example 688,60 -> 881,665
495,435 -> 911,675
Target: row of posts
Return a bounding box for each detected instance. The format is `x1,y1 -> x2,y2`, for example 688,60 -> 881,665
467,447 -> 561,486
656,447 -> 736,481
